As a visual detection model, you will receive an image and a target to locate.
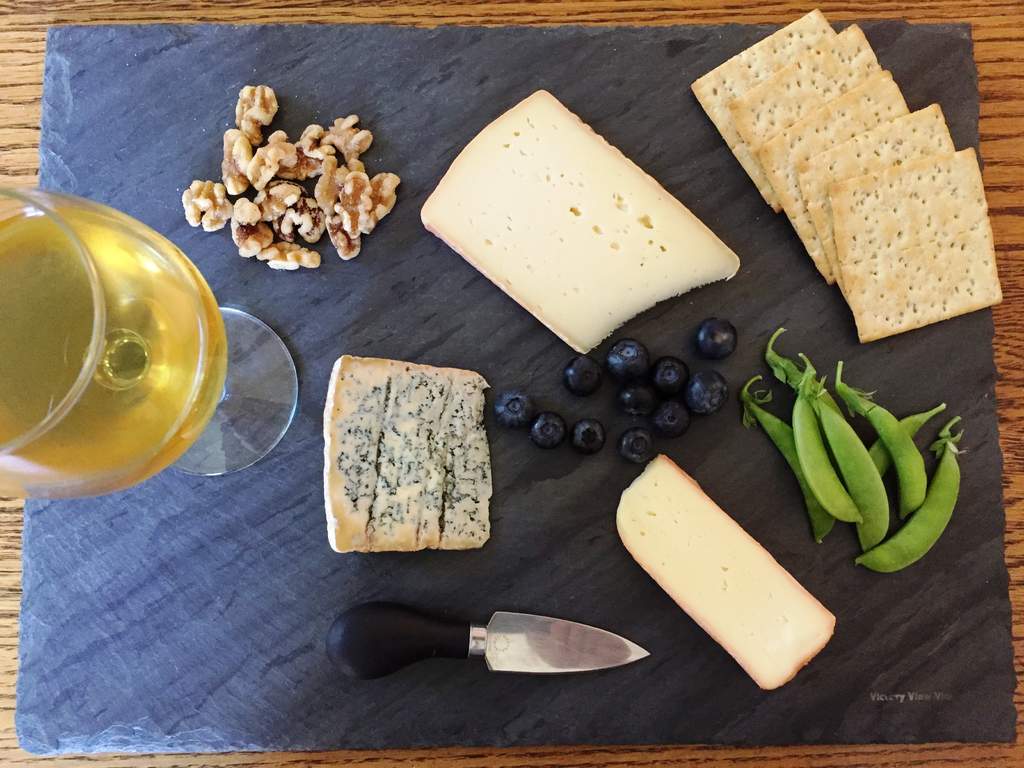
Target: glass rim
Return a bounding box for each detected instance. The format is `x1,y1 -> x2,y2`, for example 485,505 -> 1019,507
0,187 -> 108,455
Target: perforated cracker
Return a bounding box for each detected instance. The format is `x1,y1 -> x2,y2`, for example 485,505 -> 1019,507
798,105 -> 955,288
830,148 -> 999,341
831,148 -> 987,273
728,24 -> 880,210
691,10 -> 835,210
843,218 -> 1001,342
757,70 -> 907,283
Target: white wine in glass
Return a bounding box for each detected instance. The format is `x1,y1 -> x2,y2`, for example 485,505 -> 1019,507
0,189 -> 297,498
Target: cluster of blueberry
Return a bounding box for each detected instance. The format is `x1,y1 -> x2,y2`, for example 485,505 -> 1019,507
493,318 -> 737,463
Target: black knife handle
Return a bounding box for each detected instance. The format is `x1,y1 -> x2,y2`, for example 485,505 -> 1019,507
326,602 -> 471,679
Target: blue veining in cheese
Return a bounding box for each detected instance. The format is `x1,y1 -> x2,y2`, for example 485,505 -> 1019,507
323,356 -> 492,552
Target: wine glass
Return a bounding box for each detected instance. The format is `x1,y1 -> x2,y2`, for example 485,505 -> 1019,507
0,189 -> 298,498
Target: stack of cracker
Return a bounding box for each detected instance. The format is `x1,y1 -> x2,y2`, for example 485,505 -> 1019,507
692,9 -> 1001,343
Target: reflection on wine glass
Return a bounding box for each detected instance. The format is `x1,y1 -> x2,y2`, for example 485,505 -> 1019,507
0,189 -> 298,498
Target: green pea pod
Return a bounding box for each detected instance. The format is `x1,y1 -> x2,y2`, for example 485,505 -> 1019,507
765,330 -> 943,478
855,417 -> 963,573
835,362 -> 927,518
792,369 -> 862,524
740,376 -> 834,543
765,329 -> 841,414
814,395 -> 890,551
868,403 -> 947,476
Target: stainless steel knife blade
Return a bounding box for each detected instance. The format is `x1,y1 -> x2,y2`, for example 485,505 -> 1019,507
469,611 -> 650,674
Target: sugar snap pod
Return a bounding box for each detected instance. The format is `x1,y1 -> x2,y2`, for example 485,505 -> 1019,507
856,418 -> 963,573
813,382 -> 889,550
792,367 -> 862,524
835,361 -> 927,518
765,328 -> 944,476
740,376 -> 834,542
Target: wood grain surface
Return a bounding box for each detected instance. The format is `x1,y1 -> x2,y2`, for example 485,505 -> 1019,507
0,1 -> 1021,766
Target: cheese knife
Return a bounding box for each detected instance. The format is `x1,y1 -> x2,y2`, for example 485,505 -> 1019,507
326,601 -> 650,679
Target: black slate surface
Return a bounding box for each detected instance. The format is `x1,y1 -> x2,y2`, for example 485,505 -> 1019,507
17,22 -> 1014,754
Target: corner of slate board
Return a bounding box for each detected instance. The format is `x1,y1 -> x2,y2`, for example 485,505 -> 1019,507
17,22 -> 1015,754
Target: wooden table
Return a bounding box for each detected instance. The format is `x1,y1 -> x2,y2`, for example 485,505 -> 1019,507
1,1 -> 1021,766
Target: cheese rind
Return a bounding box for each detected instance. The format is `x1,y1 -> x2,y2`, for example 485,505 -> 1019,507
323,356 -> 492,552
617,455 -> 835,690
421,90 -> 740,353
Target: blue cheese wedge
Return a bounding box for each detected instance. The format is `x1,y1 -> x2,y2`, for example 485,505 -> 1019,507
323,356 -> 492,552
421,90 -> 740,353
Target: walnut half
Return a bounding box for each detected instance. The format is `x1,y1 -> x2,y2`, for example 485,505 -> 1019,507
254,180 -> 303,221
257,242 -> 321,271
369,172 -> 401,228
221,129 -> 253,196
182,180 -> 232,232
231,198 -> 273,258
274,195 -> 325,244
246,130 -> 298,191
322,115 -> 373,172
235,85 -> 278,145
314,154 -> 401,260
277,124 -> 336,181
325,217 -> 361,261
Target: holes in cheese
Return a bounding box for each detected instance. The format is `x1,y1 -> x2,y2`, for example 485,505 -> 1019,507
421,90 -> 740,353
617,455 -> 835,690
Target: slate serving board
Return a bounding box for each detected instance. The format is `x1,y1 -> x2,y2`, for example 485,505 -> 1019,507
17,22 -> 1014,754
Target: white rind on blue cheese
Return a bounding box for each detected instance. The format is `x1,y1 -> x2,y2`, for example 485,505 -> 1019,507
323,356 -> 492,552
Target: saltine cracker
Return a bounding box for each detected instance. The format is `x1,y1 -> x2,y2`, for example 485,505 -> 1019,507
691,10 -> 835,210
758,71 -> 908,282
798,105 -> 955,289
830,149 -> 1000,341
727,24 -> 880,211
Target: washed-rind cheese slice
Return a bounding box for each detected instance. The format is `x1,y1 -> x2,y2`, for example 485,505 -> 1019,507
323,356 -> 492,552
617,455 -> 835,690
421,90 -> 740,354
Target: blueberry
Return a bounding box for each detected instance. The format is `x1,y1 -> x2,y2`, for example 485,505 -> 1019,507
651,356 -> 690,397
530,412 -> 567,449
618,427 -> 655,464
617,383 -> 658,416
494,390 -> 535,428
563,355 -> 603,396
605,338 -> 650,381
685,370 -> 729,415
695,318 -> 737,359
652,401 -> 691,438
571,418 -> 606,455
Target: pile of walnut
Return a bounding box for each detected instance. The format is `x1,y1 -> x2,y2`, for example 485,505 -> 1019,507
181,85 -> 401,271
